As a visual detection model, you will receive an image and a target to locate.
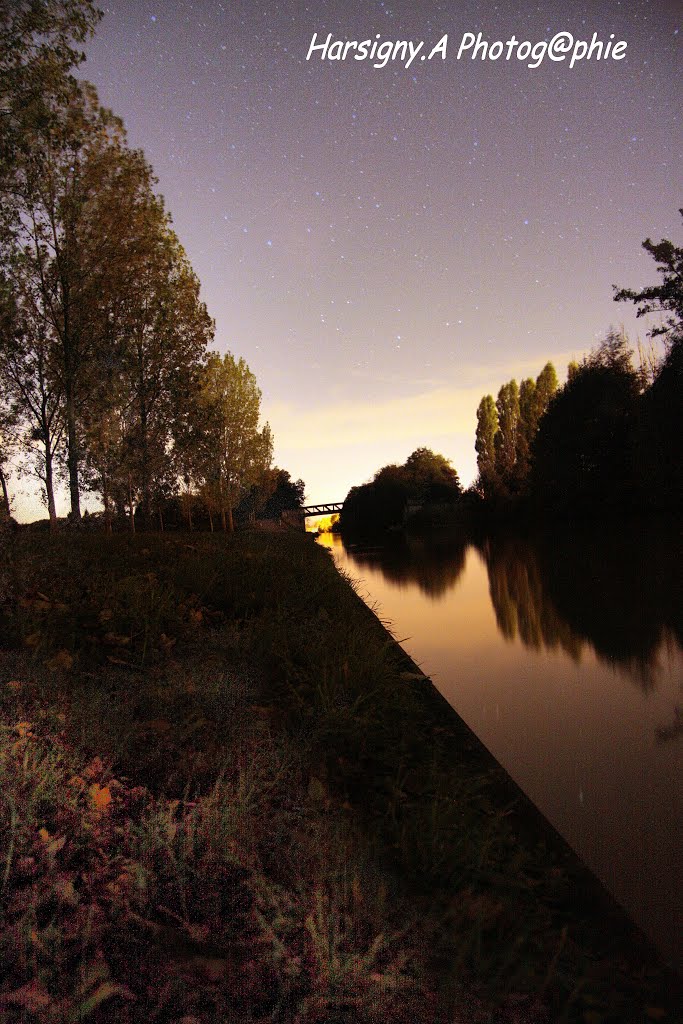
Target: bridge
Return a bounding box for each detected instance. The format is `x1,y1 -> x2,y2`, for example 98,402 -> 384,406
279,503 -> 343,531
300,503 -> 343,517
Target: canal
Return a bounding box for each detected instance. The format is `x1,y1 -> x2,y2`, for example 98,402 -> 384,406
318,525 -> 683,973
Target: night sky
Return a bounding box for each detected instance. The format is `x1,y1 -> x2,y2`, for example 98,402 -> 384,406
23,0 -> 683,513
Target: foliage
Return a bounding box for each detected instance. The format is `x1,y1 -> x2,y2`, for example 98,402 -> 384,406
614,208 -> 683,347
0,0 -> 103,168
0,10 -> 284,529
531,333 -> 639,513
239,467 -> 306,522
193,351 -> 273,531
0,274 -> 64,524
340,448 -> 461,535
494,380 -> 520,487
475,394 -> 499,497
474,363 -> 558,502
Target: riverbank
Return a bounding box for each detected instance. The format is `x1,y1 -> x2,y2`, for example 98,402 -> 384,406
0,532 -> 680,1023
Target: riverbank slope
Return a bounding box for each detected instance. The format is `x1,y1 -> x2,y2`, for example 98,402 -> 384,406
0,531 -> 680,1023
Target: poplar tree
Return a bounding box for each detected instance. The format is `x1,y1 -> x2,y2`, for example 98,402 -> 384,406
475,394 -> 499,496
0,296 -> 64,524
0,0 -> 102,165
198,352 -> 273,531
494,380 -> 520,489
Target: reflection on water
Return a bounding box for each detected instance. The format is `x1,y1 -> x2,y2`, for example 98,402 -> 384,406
482,529 -> 683,692
319,526 -> 683,971
341,525 -> 683,692
345,532 -> 466,599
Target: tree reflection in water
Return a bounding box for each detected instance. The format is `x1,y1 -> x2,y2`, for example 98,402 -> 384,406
344,522 -> 683,695
346,531 -> 467,600
480,523 -> 682,693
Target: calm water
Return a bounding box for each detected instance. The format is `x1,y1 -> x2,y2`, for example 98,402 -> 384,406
317,526 -> 683,972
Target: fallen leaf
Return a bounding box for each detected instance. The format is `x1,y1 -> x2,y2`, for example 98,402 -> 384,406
103,632 -> 130,646
46,649 -> 73,671
0,981 -> 50,1011
89,784 -> 113,812
84,757 -> 105,779
56,877 -> 79,905
77,981 -> 134,1016
144,719 -> 172,734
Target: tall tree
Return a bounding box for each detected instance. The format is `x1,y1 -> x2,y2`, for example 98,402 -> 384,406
475,394 -> 499,496
494,380 -> 520,490
0,300 -> 64,525
615,215 -> 683,510
1,2 -> 101,521
614,209 -> 683,348
515,377 -> 537,485
83,214 -> 214,528
198,351 -> 273,531
0,84 -> 184,520
0,375 -> 16,520
532,336 -> 638,513
533,362 -> 558,419
0,0 -> 102,166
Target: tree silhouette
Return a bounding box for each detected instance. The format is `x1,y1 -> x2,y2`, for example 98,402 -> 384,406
340,448 -> 462,534
614,209 -> 683,347
475,394 -> 499,497
531,333 -> 639,513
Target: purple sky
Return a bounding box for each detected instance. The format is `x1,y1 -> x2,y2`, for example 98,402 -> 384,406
12,1 -> 682,517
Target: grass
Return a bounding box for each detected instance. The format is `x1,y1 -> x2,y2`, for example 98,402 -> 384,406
0,530 -> 679,1023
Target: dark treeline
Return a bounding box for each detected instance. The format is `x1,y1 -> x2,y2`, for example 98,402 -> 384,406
339,212 -> 682,535
0,3 -> 303,532
475,213 -> 683,520
339,446 -> 463,535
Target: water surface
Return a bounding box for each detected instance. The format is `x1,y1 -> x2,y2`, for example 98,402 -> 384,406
318,526 -> 683,972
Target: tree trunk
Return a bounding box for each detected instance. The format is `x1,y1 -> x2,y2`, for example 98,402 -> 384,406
219,476 -> 227,531
64,387 -> 81,524
44,444 -> 57,529
208,507 -> 214,532
0,466 -> 10,518
139,386 -> 150,527
227,504 -> 234,532
128,475 -> 135,534
103,478 -> 113,534
158,508 -> 164,532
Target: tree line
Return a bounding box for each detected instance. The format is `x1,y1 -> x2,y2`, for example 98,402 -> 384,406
340,213 -> 682,534
339,447 -> 463,534
0,2 -> 301,531
474,214 -> 683,518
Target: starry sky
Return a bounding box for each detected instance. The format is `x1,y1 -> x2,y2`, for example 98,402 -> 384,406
18,0 -> 682,516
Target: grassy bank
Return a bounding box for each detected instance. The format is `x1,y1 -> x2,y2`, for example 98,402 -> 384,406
0,532 -> 679,1023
